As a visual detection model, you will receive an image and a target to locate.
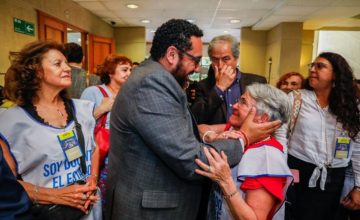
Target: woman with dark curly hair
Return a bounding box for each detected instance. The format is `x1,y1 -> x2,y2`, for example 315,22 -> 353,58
287,52 -> 360,220
0,41 -> 101,219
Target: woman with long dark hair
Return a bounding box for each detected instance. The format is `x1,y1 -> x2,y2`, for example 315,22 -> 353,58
287,52 -> 360,220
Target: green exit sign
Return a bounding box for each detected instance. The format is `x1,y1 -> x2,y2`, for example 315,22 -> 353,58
13,17 -> 35,36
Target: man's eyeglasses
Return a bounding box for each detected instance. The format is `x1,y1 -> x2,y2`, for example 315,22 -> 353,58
308,62 -> 328,71
176,47 -> 202,66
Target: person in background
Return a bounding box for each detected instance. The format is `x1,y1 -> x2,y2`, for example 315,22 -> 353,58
80,54 -> 132,213
276,72 -> 304,94
0,41 -> 101,219
196,83 -> 292,220
105,19 -> 281,220
191,35 -> 266,125
64,43 -> 100,98
132,61 -> 140,68
0,139 -> 32,220
64,42 -> 87,98
287,52 -> 360,220
0,81 -> 15,114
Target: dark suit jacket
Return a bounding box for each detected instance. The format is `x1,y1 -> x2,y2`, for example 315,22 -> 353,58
106,59 -> 243,220
0,147 -> 32,220
191,68 -> 267,124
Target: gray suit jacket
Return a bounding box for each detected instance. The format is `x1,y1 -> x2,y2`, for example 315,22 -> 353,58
106,59 -> 243,220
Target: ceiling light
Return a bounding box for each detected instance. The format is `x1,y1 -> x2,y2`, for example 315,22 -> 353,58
150,30 -> 155,33
141,19 -> 150,24
186,19 -> 196,23
126,4 -> 138,9
224,30 -> 229,34
230,19 -> 241,24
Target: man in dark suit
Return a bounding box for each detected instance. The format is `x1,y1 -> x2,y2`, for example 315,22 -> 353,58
106,19 -> 280,220
191,35 -> 267,124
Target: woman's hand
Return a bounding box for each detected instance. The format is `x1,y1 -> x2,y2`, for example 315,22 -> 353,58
100,97 -> 115,113
342,188 -> 360,210
52,183 -> 98,213
83,175 -> 99,210
195,147 -> 233,187
94,97 -> 115,119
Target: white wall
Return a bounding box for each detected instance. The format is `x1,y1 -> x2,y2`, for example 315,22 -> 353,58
317,31 -> 360,79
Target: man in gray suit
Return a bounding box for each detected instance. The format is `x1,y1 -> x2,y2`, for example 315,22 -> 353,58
106,19 -> 280,220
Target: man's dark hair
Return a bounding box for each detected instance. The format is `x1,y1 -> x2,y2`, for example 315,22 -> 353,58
64,43 -> 83,63
150,19 -> 203,61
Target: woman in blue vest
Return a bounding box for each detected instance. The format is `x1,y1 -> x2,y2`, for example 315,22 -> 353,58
0,41 -> 101,219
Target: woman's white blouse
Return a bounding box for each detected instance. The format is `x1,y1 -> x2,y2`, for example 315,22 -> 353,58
287,90 -> 360,190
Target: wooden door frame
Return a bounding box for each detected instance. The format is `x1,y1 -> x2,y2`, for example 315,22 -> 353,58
88,34 -> 115,73
37,10 -> 89,70
37,11 -> 67,42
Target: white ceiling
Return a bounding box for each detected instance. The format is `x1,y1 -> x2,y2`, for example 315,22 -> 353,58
72,0 -> 360,42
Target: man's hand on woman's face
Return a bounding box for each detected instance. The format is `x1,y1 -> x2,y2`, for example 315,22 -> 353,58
239,107 -> 281,145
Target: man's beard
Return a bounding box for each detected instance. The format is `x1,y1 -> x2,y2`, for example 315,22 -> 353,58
173,60 -> 191,90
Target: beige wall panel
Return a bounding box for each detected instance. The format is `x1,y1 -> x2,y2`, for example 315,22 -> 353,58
118,43 -> 147,63
278,23 -> 303,76
279,39 -> 302,74
240,28 -> 267,77
265,22 -> 303,85
265,25 -> 282,85
114,27 -> 146,63
240,44 -> 266,75
0,0 -> 37,75
265,41 -> 281,85
300,30 -> 315,77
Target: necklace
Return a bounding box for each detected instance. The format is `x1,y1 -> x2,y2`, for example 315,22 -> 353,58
34,100 -> 67,128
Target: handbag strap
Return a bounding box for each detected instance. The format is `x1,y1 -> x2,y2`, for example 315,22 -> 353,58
97,86 -> 109,126
97,85 -> 109,97
66,100 -> 87,176
287,90 -> 302,139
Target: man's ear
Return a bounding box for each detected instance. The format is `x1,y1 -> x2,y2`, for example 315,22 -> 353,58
165,46 -> 179,65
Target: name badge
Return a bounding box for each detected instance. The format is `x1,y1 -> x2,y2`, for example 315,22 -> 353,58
57,130 -> 83,162
334,137 -> 351,159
